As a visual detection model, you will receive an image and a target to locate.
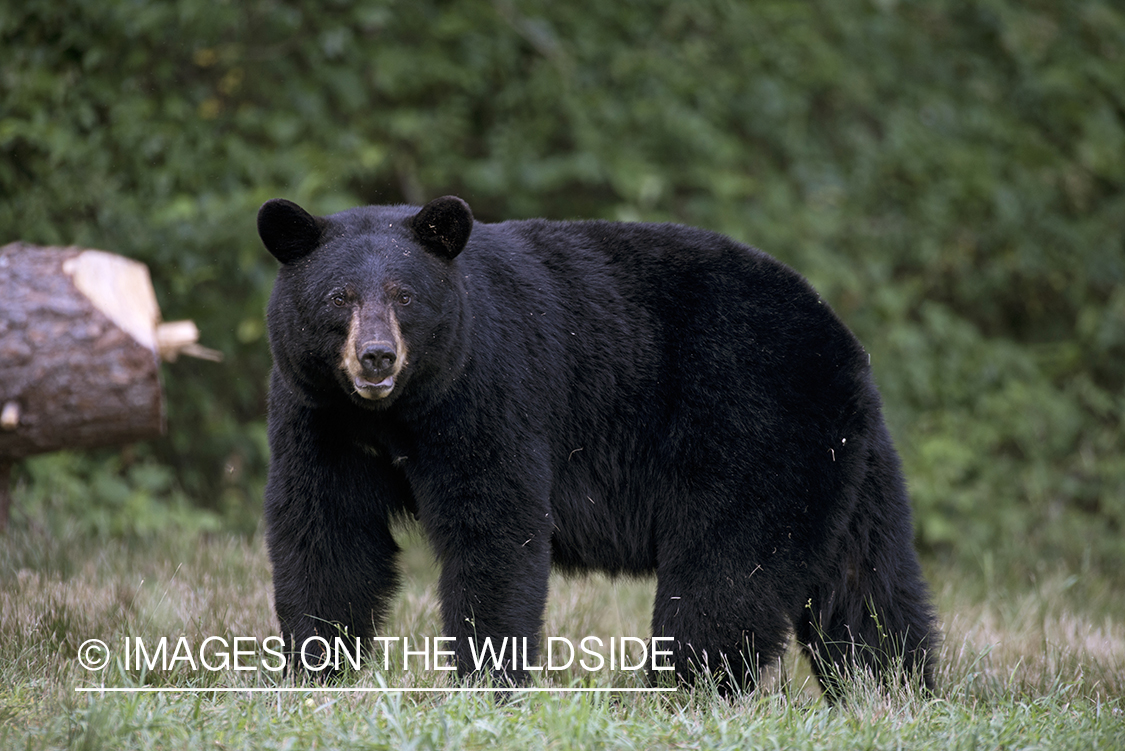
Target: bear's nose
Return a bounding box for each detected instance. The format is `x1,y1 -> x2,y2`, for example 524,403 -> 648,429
359,341 -> 396,376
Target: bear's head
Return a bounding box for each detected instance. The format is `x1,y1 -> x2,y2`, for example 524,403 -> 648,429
258,196 -> 473,409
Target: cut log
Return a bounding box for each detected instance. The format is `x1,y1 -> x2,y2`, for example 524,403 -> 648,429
0,243 -> 165,457
0,242 -> 220,530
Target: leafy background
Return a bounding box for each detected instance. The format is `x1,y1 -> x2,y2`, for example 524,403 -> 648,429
2,0 -> 1122,575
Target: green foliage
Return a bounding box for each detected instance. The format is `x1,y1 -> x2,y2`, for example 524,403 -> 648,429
14,452 -> 223,539
1,0 -> 1122,570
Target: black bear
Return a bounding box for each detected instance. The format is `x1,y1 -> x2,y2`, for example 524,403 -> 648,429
257,195 -> 938,698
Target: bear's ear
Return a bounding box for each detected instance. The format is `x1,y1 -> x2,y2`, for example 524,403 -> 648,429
258,199 -> 325,264
407,196 -> 474,260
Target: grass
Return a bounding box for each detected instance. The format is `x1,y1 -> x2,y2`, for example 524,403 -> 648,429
1,521 -> 1123,749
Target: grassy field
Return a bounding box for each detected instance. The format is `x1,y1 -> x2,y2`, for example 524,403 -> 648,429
1,523 -> 1122,750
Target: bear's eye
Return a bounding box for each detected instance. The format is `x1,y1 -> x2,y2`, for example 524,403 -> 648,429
329,292 -> 347,308
397,291 -> 412,306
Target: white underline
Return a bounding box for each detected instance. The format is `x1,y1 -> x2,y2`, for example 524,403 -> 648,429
76,686 -> 676,694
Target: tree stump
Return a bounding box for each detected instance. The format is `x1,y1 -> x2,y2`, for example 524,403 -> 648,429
0,242 -> 219,530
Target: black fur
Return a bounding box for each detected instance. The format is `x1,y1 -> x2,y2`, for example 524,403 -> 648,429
258,199 -> 325,264
258,196 -> 939,698
405,195 -> 474,259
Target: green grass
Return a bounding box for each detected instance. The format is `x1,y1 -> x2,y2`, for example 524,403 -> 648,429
1,523 -> 1122,749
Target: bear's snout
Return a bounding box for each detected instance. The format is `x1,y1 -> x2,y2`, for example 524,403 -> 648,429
338,303 -> 407,401
359,341 -> 397,378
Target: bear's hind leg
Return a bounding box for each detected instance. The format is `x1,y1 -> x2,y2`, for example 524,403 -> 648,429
795,515 -> 938,701
652,560 -> 792,695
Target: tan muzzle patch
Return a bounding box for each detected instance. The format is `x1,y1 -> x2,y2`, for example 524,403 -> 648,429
340,306 -> 407,400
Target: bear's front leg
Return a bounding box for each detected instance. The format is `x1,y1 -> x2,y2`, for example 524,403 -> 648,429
416,466 -> 554,685
437,536 -> 552,685
264,389 -> 409,675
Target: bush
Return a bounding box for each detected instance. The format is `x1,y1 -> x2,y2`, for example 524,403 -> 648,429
2,0 -> 1122,572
